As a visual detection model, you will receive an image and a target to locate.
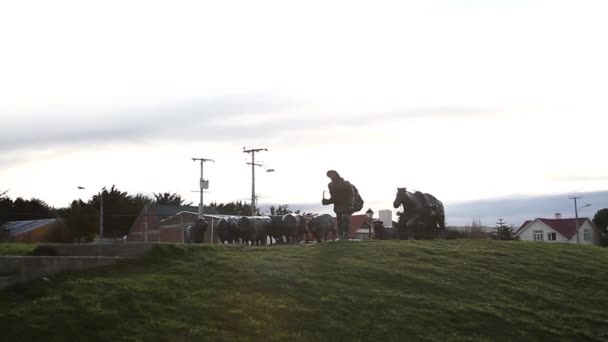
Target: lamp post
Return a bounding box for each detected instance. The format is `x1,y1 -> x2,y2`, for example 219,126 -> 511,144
579,204 -> 591,214
569,196 -> 591,245
77,186 -> 104,238
366,208 -> 374,239
577,203 -> 591,243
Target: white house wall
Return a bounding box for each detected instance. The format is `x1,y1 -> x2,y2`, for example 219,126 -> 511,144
578,221 -> 601,246
518,221 -> 569,243
518,220 -> 601,246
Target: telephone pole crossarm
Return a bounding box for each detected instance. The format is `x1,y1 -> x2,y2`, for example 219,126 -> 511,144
243,147 -> 268,216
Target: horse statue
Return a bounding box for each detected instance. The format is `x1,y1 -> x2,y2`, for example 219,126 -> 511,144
393,187 -> 446,239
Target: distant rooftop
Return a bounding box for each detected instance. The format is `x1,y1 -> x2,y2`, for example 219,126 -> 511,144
515,217 -> 591,239
2,218 -> 60,237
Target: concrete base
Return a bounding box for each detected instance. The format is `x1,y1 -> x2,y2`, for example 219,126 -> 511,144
0,256 -> 132,289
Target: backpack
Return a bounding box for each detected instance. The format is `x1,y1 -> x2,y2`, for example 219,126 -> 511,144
351,184 -> 364,212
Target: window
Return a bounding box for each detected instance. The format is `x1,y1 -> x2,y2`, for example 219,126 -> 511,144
584,229 -> 590,241
533,230 -> 543,241
547,232 -> 556,241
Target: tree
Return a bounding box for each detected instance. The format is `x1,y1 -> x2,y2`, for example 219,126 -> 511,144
493,218 -> 516,240
209,201 -> 259,216
153,192 -> 190,206
3,196 -> 54,221
0,191 -> 58,241
89,185 -> 152,238
65,200 -> 99,243
592,208 -> 608,246
0,190 -> 9,241
269,204 -> 291,216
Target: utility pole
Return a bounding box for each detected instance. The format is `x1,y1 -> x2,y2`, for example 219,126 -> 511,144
192,158 -> 214,218
99,189 -> 104,238
243,147 -> 267,216
569,195 -> 582,244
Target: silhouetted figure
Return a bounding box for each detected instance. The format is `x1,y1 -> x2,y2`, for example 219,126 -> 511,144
322,170 -> 353,240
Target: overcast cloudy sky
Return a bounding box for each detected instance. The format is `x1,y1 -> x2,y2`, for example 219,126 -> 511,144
1,0 -> 607,225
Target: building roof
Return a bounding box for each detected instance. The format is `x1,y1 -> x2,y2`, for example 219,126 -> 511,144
2,218 -> 60,237
514,220 -> 532,236
516,218 -> 591,240
350,215 -> 369,229
349,215 -> 372,237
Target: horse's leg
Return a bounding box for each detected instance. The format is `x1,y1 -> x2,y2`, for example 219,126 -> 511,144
438,215 -> 446,239
406,216 -> 418,240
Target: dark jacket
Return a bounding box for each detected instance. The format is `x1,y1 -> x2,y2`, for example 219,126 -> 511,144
327,178 -> 354,214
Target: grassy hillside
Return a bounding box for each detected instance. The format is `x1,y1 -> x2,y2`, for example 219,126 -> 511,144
1,240 -> 608,341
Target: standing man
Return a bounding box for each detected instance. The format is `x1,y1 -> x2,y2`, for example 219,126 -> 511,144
322,170 -> 354,240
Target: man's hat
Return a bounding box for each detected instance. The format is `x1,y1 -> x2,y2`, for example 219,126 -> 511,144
326,170 -> 340,178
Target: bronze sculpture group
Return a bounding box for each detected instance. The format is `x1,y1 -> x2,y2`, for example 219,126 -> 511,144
196,170 -> 447,244
321,170 -> 445,240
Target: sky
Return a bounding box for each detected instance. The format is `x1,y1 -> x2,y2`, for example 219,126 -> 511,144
1,0 -> 607,226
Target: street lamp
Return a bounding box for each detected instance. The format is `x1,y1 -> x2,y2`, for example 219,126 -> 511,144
77,186 -> 104,239
366,208 -> 374,239
579,204 -> 592,214
569,196 -> 591,245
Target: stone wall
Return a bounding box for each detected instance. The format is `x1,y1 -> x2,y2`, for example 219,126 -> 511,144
0,256 -> 131,289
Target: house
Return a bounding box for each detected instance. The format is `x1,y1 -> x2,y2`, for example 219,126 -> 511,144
127,205 -> 217,242
348,212 -> 397,240
350,214 -> 374,240
1,218 -> 72,243
515,213 -> 602,246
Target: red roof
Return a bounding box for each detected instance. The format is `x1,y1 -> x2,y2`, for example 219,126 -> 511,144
517,218 -> 591,240
349,215 -> 370,238
537,218 -> 589,240
514,220 -> 532,236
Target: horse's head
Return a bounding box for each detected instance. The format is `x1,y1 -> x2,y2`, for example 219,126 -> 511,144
393,187 -> 407,209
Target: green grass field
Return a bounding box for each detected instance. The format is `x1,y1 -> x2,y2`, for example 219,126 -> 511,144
0,243 -> 38,255
1,240 -> 607,341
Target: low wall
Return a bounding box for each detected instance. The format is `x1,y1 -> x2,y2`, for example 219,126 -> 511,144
34,242 -> 163,257
0,256 -> 131,289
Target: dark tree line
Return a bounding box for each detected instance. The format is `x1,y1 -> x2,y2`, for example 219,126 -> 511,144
0,190 -> 55,222
1,190 -> 58,241
1,185 -> 309,243
209,201 -> 260,216
1,188 -> 194,242
153,192 -> 190,206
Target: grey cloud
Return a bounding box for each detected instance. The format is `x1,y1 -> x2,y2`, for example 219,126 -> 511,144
0,94 -> 293,151
446,191 -> 608,227
1,97 -> 496,162
547,175 -> 608,183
